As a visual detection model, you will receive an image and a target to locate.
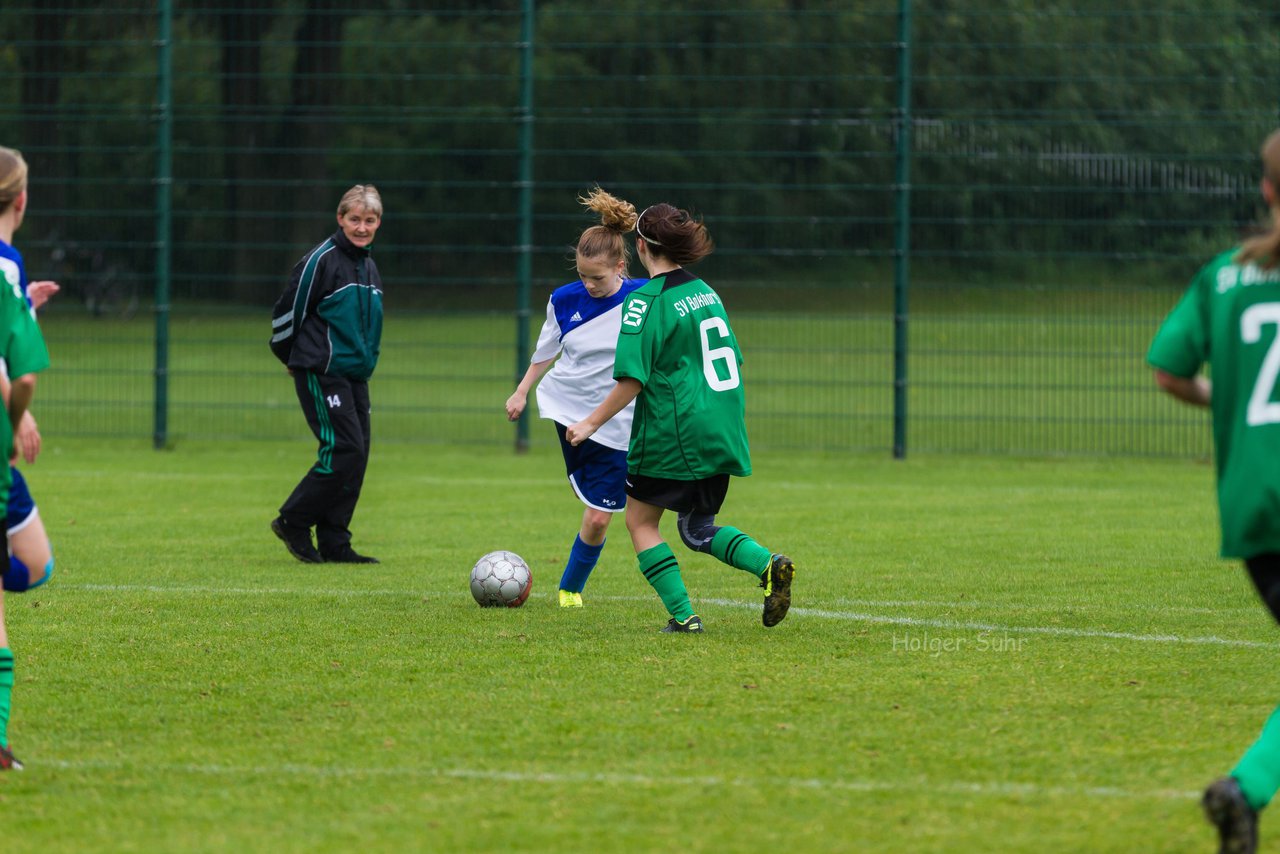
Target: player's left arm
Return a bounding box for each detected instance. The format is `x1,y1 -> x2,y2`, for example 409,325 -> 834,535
8,372 -> 35,433
1153,369 -> 1210,408
0,368 -> 39,463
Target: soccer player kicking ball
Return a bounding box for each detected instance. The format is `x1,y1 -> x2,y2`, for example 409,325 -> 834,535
566,202 -> 794,633
1148,128 -> 1280,854
506,188 -> 648,609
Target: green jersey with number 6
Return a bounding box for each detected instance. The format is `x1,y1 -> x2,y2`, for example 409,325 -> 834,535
1148,248 -> 1280,558
614,267 -> 751,479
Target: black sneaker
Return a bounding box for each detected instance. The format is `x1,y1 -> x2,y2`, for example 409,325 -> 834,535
1203,777 -> 1258,854
661,615 -> 703,633
761,554 -> 795,627
271,517 -> 322,564
0,744 -> 24,771
321,545 -> 379,564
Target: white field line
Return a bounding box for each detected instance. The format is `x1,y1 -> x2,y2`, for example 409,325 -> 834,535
699,597 -> 1280,649
59,583 -> 1278,648
61,583 -> 1255,615
37,758 -> 1198,801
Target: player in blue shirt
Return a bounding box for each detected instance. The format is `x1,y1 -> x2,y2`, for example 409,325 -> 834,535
506,189 -> 645,607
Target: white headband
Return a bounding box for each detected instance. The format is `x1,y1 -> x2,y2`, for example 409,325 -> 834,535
635,206 -> 661,245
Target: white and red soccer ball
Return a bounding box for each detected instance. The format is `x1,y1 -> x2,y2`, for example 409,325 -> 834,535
469,550 -> 532,608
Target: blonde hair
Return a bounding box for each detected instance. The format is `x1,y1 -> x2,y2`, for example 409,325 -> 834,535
1236,129 -> 1280,269
338,184 -> 382,218
0,147 -> 29,215
576,187 -> 637,269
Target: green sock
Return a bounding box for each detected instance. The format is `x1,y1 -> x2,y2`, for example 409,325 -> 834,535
0,648 -> 13,748
1233,704 -> 1280,810
709,527 -> 772,578
637,543 -> 694,622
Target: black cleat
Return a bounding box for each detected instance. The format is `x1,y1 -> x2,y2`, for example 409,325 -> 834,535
1203,777 -> 1258,854
0,744 -> 24,771
661,615 -> 704,633
761,554 -> 795,627
271,517 -> 322,564
321,545 -> 379,564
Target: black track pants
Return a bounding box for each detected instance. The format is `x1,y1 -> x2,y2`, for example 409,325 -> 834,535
278,370 -> 371,554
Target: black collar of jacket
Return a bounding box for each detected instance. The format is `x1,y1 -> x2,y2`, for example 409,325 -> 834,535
332,229 -> 372,259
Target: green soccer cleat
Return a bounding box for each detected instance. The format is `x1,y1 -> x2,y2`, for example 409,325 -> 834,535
761,554 -> 795,627
661,615 -> 703,633
1203,777 -> 1257,854
558,589 -> 583,608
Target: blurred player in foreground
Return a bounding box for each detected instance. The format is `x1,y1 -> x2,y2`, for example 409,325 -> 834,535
566,201 -> 794,633
0,147 -> 57,599
506,188 -> 647,608
1148,128 -> 1280,854
0,145 -> 53,770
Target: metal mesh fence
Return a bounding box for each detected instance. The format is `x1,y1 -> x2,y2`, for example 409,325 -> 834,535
1,1 -> 1277,455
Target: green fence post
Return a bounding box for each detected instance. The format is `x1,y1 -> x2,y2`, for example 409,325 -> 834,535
892,0 -> 912,460
153,0 -> 172,449
514,0 -> 535,453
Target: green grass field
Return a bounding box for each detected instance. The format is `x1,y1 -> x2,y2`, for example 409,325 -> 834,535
1,436 -> 1271,852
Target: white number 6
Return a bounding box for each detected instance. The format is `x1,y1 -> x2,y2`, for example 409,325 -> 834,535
699,317 -> 740,392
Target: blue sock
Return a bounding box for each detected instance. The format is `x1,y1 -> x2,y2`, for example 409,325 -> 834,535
559,535 -> 604,593
3,556 -> 31,592
3,555 -> 53,593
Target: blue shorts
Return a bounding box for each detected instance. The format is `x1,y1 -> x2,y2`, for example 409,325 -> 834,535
8,466 -> 37,534
555,423 -> 627,513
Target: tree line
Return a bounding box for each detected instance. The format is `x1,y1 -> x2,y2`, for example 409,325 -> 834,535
0,0 -> 1275,306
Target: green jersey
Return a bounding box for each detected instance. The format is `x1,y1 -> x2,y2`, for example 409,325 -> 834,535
614,267 -> 751,479
0,278 -> 49,503
1148,247 -> 1280,558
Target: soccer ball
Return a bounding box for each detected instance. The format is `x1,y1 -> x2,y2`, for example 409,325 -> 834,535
469,550 -> 532,608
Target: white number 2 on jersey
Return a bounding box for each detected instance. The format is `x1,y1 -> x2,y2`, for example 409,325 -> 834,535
1242,302 -> 1280,426
699,317 -> 740,392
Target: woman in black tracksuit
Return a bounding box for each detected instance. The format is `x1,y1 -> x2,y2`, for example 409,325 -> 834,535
269,184 -> 384,564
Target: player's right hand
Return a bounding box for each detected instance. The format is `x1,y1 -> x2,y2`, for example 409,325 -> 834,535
505,391 -> 526,422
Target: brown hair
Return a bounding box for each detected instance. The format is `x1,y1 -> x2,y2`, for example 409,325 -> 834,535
0,147 -> 29,215
1236,129 -> 1280,269
576,187 -> 637,271
337,184 -> 383,218
635,202 -> 714,267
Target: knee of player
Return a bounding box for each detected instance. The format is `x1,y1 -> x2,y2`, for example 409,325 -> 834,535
677,513 -> 719,553
582,510 -> 612,540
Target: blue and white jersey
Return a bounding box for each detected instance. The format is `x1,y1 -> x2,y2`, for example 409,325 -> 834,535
531,277 -> 647,451
0,239 -> 28,304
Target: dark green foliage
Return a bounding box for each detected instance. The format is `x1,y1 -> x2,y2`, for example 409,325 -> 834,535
0,1 -> 1275,308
